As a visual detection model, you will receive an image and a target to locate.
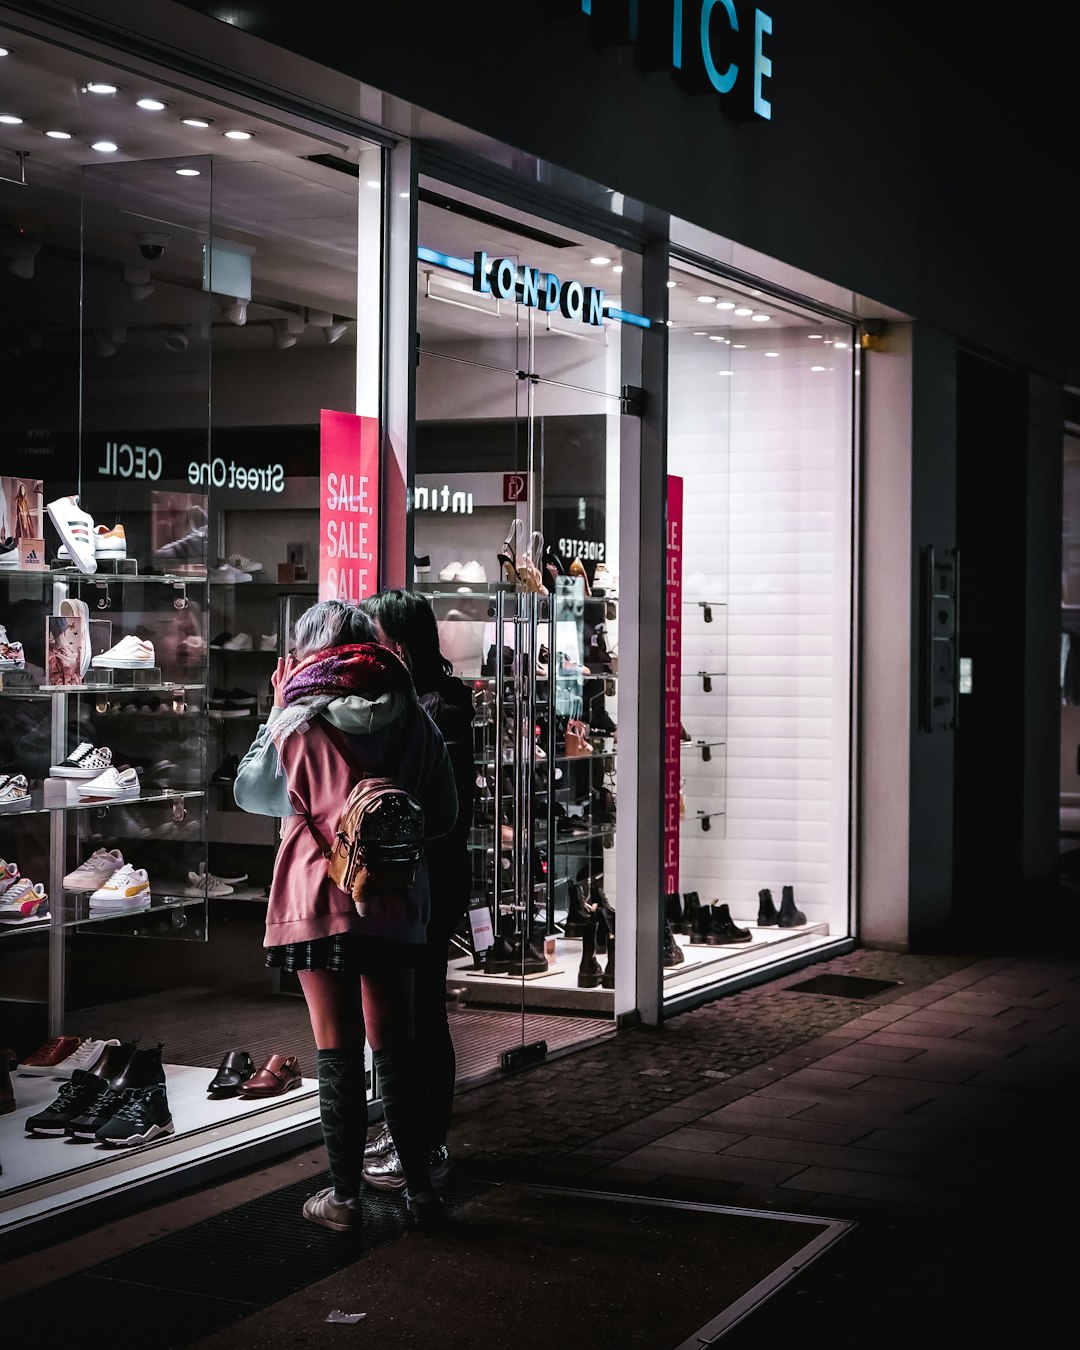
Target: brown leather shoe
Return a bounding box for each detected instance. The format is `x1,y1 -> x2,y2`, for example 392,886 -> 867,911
238,1053 -> 301,1097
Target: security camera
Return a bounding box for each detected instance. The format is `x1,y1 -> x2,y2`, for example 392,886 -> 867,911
136,231 -> 170,261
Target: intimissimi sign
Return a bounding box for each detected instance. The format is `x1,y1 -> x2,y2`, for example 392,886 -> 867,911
551,0 -> 774,121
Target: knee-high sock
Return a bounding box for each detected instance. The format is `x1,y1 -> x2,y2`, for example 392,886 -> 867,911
317,1047 -> 368,1201
372,1040 -> 433,1195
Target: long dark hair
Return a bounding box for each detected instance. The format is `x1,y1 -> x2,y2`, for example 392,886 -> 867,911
361,589 -> 451,693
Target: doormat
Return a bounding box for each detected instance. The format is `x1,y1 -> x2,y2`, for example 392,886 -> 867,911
787,974 -> 903,999
184,1184 -> 853,1350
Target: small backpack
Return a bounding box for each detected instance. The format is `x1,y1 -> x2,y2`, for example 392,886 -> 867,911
301,721 -> 425,923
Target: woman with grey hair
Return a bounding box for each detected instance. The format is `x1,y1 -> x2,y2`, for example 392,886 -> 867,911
234,599 -> 457,1231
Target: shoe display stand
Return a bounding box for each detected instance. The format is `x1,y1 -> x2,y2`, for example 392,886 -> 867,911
679,597 -> 729,842
661,920 -> 831,999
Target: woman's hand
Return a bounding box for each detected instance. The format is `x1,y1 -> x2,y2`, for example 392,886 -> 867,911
272,653 -> 297,708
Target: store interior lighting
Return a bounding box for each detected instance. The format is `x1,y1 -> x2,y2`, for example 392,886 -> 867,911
323,321 -> 347,344
221,298 -> 249,326
123,263 -> 155,302
271,314 -> 305,349
164,325 -> 190,352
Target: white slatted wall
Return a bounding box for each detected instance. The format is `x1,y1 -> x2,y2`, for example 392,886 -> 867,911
668,326 -> 854,932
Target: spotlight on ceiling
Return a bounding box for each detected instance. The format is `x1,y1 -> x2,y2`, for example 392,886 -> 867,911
271,314 -> 305,349
323,321 -> 348,345
123,263 -> 155,302
165,326 -> 190,352
221,298 -> 248,326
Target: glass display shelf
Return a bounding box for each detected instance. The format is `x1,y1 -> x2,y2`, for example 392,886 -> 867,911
2,568 -> 210,584
211,581 -> 317,594
0,894 -> 206,937
0,682 -> 205,700
0,786 -> 204,818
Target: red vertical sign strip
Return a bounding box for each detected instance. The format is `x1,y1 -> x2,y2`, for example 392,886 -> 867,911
319,410 -> 380,602
664,475 -> 684,898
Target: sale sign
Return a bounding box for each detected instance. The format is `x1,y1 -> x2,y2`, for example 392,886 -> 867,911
664,475 -> 684,898
319,410 -> 380,602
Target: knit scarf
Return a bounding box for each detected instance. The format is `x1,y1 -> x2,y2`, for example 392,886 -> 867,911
269,642 -> 413,749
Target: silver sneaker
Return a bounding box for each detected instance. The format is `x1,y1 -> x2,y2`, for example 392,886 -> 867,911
364,1120 -> 395,1160
301,1186 -> 362,1233
363,1143 -> 451,1193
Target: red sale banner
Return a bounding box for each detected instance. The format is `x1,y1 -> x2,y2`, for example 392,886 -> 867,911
319,410 -> 380,602
664,475 -> 684,898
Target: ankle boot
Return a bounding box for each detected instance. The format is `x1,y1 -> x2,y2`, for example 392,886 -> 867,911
511,930 -> 549,975
709,903 -> 753,945
601,934 -> 616,989
663,918 -> 685,967
578,918 -> 603,988
778,885 -> 806,928
665,892 -> 684,933
690,904 -> 712,945
484,916 -> 515,974
681,891 -> 702,935
563,878 -> 595,937
757,888 -> 779,926
594,903 -> 613,958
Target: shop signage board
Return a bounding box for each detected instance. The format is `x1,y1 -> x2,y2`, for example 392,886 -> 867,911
664,474 -> 684,896
319,410 -> 379,602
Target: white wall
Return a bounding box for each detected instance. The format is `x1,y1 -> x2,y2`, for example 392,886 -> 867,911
669,325 -> 855,933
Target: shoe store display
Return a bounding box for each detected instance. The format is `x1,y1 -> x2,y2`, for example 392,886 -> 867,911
209,631 -> 233,649
302,1186 -> 362,1233
95,1082 -> 174,1146
211,561 -> 253,583
258,631 -> 278,651
602,934 -> 616,989
47,494 -> 98,574
222,632 -> 253,650
77,766 -> 140,798
50,743 -> 113,779
681,891 -> 702,934
777,885 -> 807,928
154,506 -> 208,565
0,859 -> 19,894
67,1043 -> 166,1139
26,1040 -> 136,1135
89,863 -> 151,909
225,553 -> 263,574
208,687 -> 257,717
510,929 -> 549,975
207,1049 -> 256,1097
238,1053 -> 302,1097
92,635 -> 156,670
704,902 -> 753,945
17,1036 -> 81,1076
662,918 -> 685,967
577,917 -> 603,989
0,624 -> 25,669
0,878 -> 47,922
757,888 -> 779,927
92,523 -> 127,557
184,870 -> 233,897
482,919 -> 515,974
0,773 -> 30,806
48,1037 -> 121,1078
665,892 -> 683,933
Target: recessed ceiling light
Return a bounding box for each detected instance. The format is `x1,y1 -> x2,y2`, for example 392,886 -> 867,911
708,335 -> 725,342
666,280 -> 677,288
223,129 -> 253,140
732,343 -> 746,349
0,48 -> 10,57
182,117 -> 213,128
45,129 -> 73,139
0,114 -> 24,125
175,167 -> 200,176
764,351 -> 779,357
84,81 -> 119,95
665,320 -> 675,328
589,255 -> 612,266
811,365 -> 826,372
611,265 -> 623,274
718,370 -> 733,376
398,190 -> 409,198
808,333 -> 823,340
90,140 -> 118,153
751,314 -> 771,322
693,331 -> 707,336
834,341 -> 849,350
716,301 -> 736,310
136,97 -> 168,111
696,295 -> 717,304
733,307 -> 753,316
364,179 -> 380,189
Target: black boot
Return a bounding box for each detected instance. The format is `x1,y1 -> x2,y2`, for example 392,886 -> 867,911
757,888 -> 779,926
578,918 -> 603,988
681,891 -> 702,935
601,934 -> 616,990
778,885 -> 806,928
709,903 -> 753,945
484,915 -> 515,974
510,930 -> 548,975
691,904 -> 712,945
663,919 -> 685,967
594,902 -> 613,958
665,892 -> 684,933
563,878 -> 595,937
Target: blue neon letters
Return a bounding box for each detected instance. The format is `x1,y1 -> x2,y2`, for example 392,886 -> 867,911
475,252 -> 606,327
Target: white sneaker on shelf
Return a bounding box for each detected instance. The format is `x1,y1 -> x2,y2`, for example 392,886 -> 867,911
226,553 -> 263,573
58,598 -> 92,677
89,863 -> 150,909
183,870 -> 234,897
456,560 -> 488,585
63,847 -> 126,891
222,633 -> 253,650
92,636 -> 156,670
51,1036 -> 122,1077
0,859 -> 20,893
0,536 -> 18,569
47,495 -> 98,574
0,624 -> 26,670
211,562 -> 252,584
258,632 -> 278,651
93,524 -> 127,557
198,866 -> 248,885
438,561 -> 464,582
0,879 -> 47,922
50,743 -> 113,779
0,773 -> 30,806
77,765 -> 140,797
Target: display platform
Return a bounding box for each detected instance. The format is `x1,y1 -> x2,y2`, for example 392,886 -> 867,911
0,1063 -> 320,1255
664,921 -> 835,1001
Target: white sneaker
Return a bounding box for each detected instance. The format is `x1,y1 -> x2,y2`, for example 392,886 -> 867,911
50,743 -> 113,779
258,632 -> 278,651
438,561 -> 464,582
226,553 -> 263,573
58,598 -> 92,677
0,859 -> 20,893
196,865 -> 247,884
64,847 -> 126,891
89,863 -> 150,908
211,562 -> 252,584
0,878 -> 47,922
93,524 -> 127,557
183,870 -> 234,897
457,560 -> 488,585
0,624 -> 26,670
222,632 -> 252,650
0,536 -> 18,569
92,635 -> 156,670
0,773 -> 30,805
51,1036 -> 122,1077
77,765 -> 140,797
47,494 -> 98,574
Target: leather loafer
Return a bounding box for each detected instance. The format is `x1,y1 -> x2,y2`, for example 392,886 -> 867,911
238,1053 -> 302,1097
207,1049 -> 256,1097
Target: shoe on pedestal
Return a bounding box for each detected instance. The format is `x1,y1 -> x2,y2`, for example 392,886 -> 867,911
563,878 -> 595,937
578,917 -> 603,989
777,885 -> 806,928
708,903 -> 753,945
483,916 -> 515,974
757,888 -> 779,927
510,930 -> 548,975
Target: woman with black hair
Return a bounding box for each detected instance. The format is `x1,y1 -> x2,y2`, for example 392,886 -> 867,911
360,588 -> 475,1191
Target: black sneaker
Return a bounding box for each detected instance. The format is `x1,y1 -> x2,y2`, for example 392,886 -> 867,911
96,1083 -> 174,1146
67,1081 -> 126,1139
209,632 -> 233,650
25,1069 -> 106,1136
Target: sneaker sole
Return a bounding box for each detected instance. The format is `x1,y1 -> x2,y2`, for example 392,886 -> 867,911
90,660 -> 154,670
362,1169 -> 407,1193
26,1123 -> 71,1135
100,1120 -> 174,1146
302,1203 -> 362,1233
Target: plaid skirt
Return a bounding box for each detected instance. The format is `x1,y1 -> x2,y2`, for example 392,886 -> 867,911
265,930 -> 420,975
